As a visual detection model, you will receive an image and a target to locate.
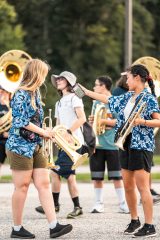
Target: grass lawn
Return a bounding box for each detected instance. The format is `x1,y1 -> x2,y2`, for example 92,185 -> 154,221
1,172 -> 160,183
153,155 -> 160,165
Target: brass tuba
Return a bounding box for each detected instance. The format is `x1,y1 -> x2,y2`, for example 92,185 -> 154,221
0,50 -> 31,133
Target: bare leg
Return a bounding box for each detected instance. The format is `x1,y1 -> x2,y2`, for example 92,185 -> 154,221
122,169 -> 138,219
67,174 -> 79,198
12,170 -> 32,225
135,170 -> 153,224
33,168 -> 57,223
50,171 -> 61,193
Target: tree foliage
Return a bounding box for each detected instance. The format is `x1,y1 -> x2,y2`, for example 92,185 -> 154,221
5,0 -> 160,114
0,0 -> 25,55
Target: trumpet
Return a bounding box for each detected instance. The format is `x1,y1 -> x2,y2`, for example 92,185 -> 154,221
42,109 -> 57,169
114,99 -> 146,151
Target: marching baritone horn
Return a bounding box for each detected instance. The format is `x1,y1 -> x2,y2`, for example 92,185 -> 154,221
42,109 -> 88,170
92,102 -> 112,146
53,125 -> 88,170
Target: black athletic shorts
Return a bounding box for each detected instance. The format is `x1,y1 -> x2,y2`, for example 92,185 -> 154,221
0,143 -> 6,164
89,149 -> 122,181
119,134 -> 153,173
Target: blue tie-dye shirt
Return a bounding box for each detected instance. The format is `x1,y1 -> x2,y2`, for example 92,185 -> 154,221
108,88 -> 159,152
6,89 -> 44,158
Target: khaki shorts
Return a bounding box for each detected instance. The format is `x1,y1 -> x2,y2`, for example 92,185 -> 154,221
6,146 -> 48,170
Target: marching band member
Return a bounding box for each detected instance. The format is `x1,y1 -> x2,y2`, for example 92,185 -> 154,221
36,71 -> 86,219
80,64 -> 159,238
52,71 -> 86,218
6,60 -> 72,239
88,76 -> 129,214
0,87 -> 11,177
113,75 -> 160,205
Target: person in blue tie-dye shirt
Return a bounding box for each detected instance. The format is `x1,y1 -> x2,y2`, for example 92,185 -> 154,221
80,64 -> 159,238
6,59 -> 72,239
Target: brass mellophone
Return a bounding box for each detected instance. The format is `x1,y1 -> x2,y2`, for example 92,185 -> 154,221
42,109 -> 88,170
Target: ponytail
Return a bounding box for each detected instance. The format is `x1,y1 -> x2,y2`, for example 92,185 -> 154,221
146,75 -> 156,97
128,64 -> 156,97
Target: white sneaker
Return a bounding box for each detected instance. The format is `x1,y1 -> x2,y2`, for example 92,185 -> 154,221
91,202 -> 104,213
119,201 -> 129,214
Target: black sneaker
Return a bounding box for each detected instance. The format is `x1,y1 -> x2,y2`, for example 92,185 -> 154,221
35,206 -> 45,214
35,205 -> 60,214
55,204 -> 60,212
10,226 -> 35,239
67,207 -> 83,219
124,218 -> 141,235
153,195 -> 160,205
150,188 -> 160,196
132,223 -> 157,238
50,222 -> 72,238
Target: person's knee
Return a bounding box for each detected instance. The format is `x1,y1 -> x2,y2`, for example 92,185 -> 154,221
67,175 -> 76,185
94,180 -> 103,187
16,182 -> 30,193
35,179 -> 50,191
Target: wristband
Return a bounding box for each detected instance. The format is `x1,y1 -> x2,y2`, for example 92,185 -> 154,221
67,129 -> 72,135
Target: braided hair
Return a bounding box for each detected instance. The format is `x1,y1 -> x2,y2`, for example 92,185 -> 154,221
127,64 -> 156,97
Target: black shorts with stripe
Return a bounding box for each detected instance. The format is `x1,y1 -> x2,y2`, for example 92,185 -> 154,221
89,149 -> 122,181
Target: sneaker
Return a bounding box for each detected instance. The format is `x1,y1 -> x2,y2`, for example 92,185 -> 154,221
153,195 -> 160,205
35,205 -> 60,214
67,207 -> 83,219
50,222 -> 72,238
132,223 -> 157,238
10,226 -> 35,239
35,206 -> 45,214
150,188 -> 160,197
124,218 -> 141,235
91,202 -> 104,213
119,201 -> 130,214
55,204 -> 60,212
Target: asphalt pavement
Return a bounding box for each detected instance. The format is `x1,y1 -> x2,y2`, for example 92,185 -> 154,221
0,182 -> 160,240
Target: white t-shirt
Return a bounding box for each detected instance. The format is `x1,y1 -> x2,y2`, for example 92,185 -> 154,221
55,93 -> 84,145
124,97 -> 135,121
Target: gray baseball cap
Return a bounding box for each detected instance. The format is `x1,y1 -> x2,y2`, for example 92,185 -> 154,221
51,71 -> 77,87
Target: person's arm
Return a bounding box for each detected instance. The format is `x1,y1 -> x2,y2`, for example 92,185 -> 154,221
134,112 -> 160,127
24,122 -> 54,139
80,85 -> 109,103
69,107 -> 86,133
100,118 -> 117,127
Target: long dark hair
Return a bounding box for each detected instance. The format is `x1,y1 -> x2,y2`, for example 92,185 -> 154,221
127,64 -> 156,97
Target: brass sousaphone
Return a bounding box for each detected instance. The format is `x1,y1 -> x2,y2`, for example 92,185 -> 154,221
0,50 -> 32,93
132,56 -> 160,97
0,50 -> 32,133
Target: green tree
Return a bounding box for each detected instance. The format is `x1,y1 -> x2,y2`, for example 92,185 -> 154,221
0,0 -> 25,55
7,0 -> 159,115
